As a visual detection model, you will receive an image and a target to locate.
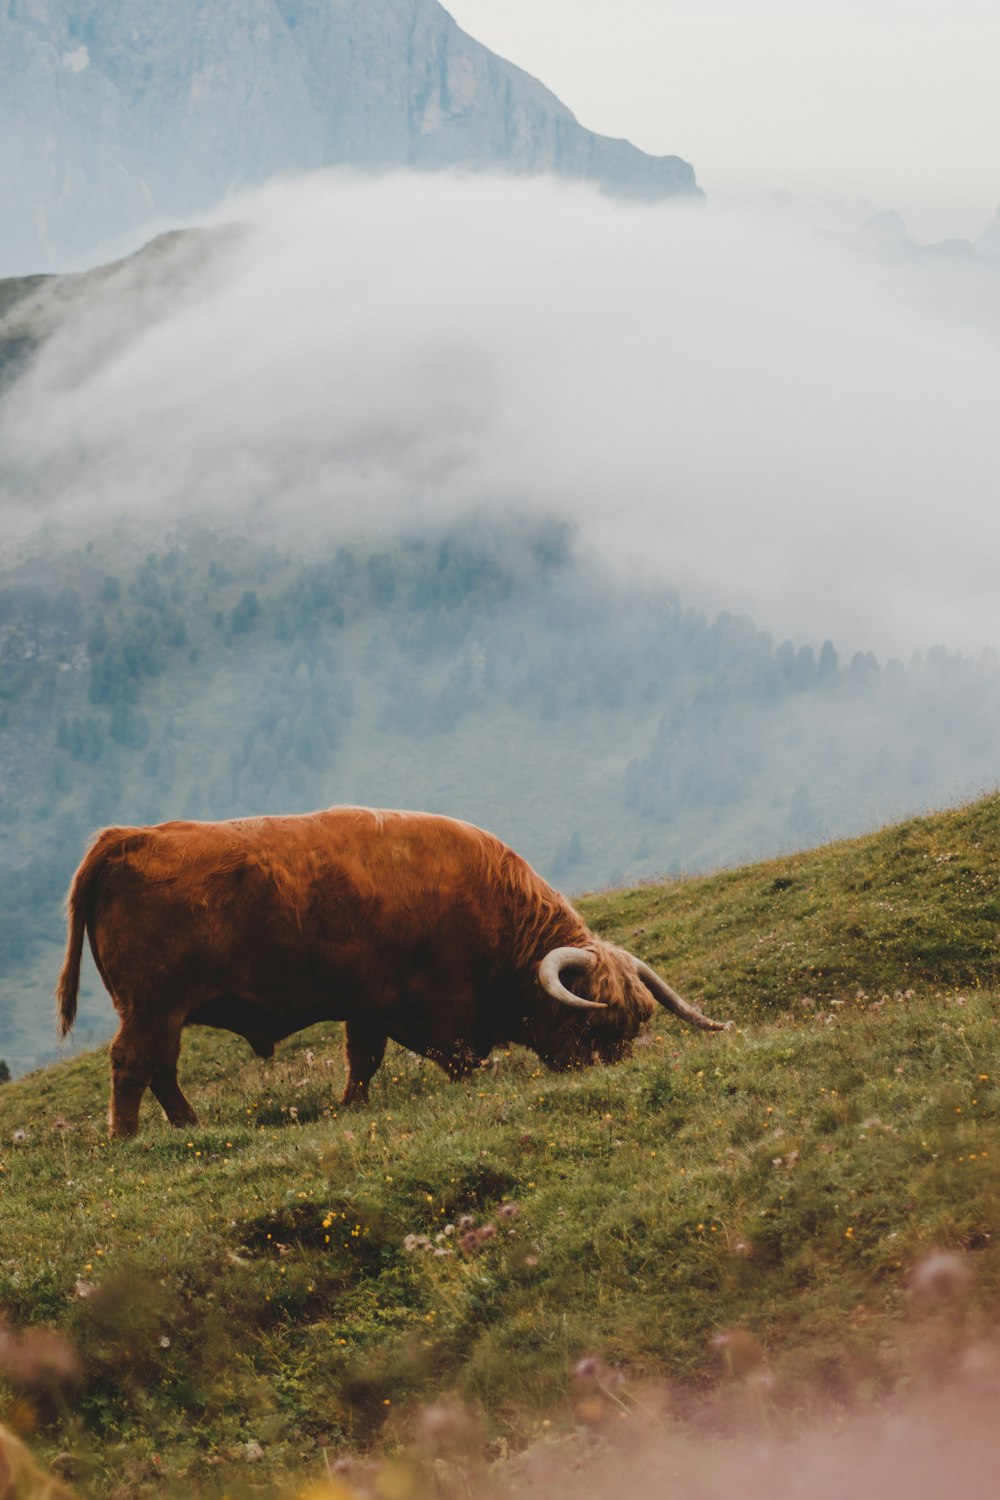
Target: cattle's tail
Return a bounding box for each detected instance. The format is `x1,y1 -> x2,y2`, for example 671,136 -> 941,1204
55,828 -> 125,1038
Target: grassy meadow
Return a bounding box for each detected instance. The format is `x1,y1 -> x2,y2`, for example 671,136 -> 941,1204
2,796 -> 1000,1497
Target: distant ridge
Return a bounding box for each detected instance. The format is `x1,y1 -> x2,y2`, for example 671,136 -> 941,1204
0,0 -> 700,274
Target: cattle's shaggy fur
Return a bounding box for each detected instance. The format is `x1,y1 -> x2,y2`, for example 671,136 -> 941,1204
57,807 -> 725,1137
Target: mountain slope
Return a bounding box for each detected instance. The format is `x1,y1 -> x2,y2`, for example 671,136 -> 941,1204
0,0 -> 700,274
2,795 -> 1000,1496
583,792 -> 1000,1015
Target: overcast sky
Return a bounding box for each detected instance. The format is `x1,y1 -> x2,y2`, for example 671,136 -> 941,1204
444,0 -> 1000,241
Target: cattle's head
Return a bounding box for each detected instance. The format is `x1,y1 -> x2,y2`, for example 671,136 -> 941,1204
532,942 -> 729,1070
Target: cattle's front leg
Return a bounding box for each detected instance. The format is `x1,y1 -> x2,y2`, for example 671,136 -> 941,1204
245,1032 -> 276,1060
342,1021 -> 388,1106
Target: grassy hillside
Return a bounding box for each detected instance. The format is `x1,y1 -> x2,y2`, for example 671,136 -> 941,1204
2,797 -> 1000,1497
582,793 -> 1000,1014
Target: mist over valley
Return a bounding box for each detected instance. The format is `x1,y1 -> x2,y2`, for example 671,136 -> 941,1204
4,173 -> 1000,654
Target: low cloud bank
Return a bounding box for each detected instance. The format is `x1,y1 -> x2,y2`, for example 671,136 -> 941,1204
3,171 -> 999,656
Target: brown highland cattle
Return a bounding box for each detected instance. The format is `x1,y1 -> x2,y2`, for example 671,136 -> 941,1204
56,807 -> 728,1138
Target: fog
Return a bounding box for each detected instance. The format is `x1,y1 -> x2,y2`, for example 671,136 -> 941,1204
4,170 -> 1000,657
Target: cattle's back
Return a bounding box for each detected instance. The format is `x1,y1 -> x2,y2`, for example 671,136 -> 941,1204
96,806 -> 548,950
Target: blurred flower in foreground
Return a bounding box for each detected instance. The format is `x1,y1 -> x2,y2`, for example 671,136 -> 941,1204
0,1317 -> 82,1397
571,1355 -> 623,1429
293,1488 -> 359,1500
414,1401 -> 478,1454
295,1481 -> 362,1500
908,1250 -> 975,1307
0,1419 -> 77,1498
711,1328 -> 765,1378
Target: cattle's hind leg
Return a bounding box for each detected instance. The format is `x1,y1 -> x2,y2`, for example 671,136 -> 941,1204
109,1014 -> 192,1138
149,1025 -> 198,1129
108,1024 -> 155,1140
342,1021 -> 387,1106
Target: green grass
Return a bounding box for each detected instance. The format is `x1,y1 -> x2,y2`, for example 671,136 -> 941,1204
3,796 -> 1000,1497
581,793 -> 1000,1013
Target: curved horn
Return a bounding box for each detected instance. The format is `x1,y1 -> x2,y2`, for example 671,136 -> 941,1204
538,947 -> 607,1009
630,957 -> 731,1031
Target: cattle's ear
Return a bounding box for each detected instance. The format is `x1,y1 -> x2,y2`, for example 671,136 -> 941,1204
538,948 -> 607,1009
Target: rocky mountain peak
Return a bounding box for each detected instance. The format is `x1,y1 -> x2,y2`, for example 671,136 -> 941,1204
0,0 -> 700,273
